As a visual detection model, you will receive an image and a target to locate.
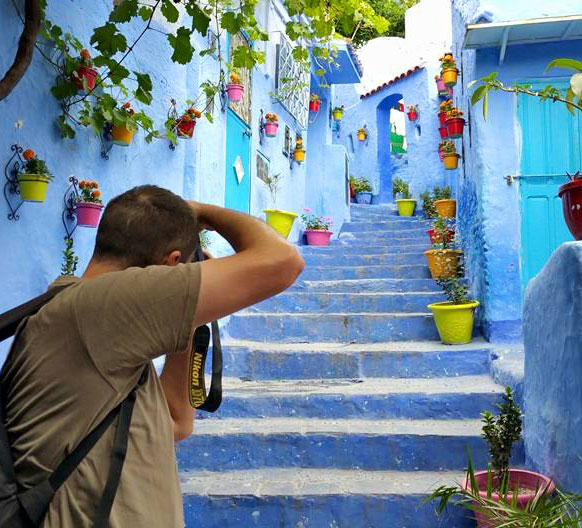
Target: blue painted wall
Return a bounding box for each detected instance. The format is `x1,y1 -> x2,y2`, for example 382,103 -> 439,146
523,242 -> 582,493
0,0 -> 354,358
452,0 -> 582,341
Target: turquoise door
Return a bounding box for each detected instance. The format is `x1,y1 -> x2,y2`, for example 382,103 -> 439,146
225,110 -> 251,213
518,81 -> 582,289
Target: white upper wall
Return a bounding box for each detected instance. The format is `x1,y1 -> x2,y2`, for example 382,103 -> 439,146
481,0 -> 582,21
405,0 -> 453,57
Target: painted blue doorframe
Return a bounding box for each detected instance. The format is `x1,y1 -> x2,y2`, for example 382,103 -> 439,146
518,80 -> 581,289
225,109 -> 251,213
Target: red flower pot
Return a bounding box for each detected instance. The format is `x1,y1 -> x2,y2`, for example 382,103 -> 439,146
349,182 -> 356,199
264,122 -> 278,137
74,66 -> 97,92
226,83 -> 244,102
75,202 -> 104,228
438,127 -> 449,139
559,179 -> 582,240
309,100 -> 321,113
427,228 -> 455,245
438,112 -> 448,126
407,111 -> 418,121
446,117 -> 465,139
177,120 -> 196,139
305,229 -> 333,246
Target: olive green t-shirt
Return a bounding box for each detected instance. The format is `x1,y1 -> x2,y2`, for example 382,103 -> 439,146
2,263 -> 201,527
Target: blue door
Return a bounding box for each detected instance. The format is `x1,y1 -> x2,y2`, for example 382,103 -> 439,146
225,110 -> 251,213
518,81 -> 582,289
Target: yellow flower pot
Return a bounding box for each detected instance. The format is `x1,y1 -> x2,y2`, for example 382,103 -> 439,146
111,125 -> 135,146
428,301 -> 479,345
396,199 -> 416,217
294,149 -> 306,163
264,210 -> 298,239
332,110 -> 343,121
18,174 -> 50,203
424,249 -> 463,279
441,67 -> 458,87
443,153 -> 460,170
357,132 -> 367,142
435,199 -> 457,218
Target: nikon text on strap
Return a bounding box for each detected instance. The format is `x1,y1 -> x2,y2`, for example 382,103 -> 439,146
188,245 -> 223,413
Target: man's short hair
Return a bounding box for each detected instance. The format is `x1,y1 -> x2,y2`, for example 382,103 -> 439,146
94,185 -> 199,268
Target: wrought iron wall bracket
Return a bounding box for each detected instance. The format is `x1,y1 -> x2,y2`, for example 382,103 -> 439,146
62,176 -> 80,240
3,144 -> 24,221
100,125 -> 113,160
259,109 -> 266,145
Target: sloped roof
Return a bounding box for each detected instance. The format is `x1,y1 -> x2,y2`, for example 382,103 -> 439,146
360,65 -> 424,99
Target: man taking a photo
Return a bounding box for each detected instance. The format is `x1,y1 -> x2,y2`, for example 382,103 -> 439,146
1,185 -> 305,527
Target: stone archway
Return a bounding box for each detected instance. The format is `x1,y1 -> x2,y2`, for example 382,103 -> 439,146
376,93 -> 404,203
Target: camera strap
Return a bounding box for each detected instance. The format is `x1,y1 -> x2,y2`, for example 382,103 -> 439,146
187,246 -> 223,413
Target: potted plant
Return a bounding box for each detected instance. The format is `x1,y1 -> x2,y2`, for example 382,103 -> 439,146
293,137 -> 306,163
353,177 -> 373,204
72,48 -> 98,93
559,171 -> 582,240
332,105 -> 344,121
434,185 -> 456,218
420,189 -> 437,218
264,113 -> 279,137
434,75 -> 450,98
356,127 -> 367,141
428,388 -> 555,526
109,102 -> 137,146
441,141 -> 460,170
75,180 -> 104,228
309,94 -> 321,113
424,218 -> 463,280
440,52 -> 459,87
176,106 -> 202,139
18,148 -> 53,203
393,177 -> 416,216
427,215 -> 455,245
348,175 -> 357,201
438,100 -> 453,126
301,209 -> 333,246
446,107 -> 465,139
407,105 -> 419,121
262,172 -> 297,239
226,72 -> 244,103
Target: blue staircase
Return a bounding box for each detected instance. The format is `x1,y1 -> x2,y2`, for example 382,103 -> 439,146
178,204 -> 521,527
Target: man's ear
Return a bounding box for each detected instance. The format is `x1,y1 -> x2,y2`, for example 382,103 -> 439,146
163,250 -> 183,267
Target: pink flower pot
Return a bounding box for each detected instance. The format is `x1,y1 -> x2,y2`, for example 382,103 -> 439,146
75,202 -> 104,228
438,148 -> 444,161
305,229 -> 333,246
227,83 -> 244,102
465,470 -> 555,528
265,122 -> 278,137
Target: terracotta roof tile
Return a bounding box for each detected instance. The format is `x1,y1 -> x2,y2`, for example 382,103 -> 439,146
360,65 -> 424,99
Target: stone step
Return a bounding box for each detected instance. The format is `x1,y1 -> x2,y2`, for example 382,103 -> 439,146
342,223 -> 431,234
302,251 -> 427,267
299,264 -> 431,281
295,278 -> 439,293
219,340 -> 492,380
226,312 -> 440,342
196,375 -> 503,420
250,291 -> 442,313
181,468 -> 473,527
336,235 -> 430,246
177,418 -> 524,471
301,245 -> 395,255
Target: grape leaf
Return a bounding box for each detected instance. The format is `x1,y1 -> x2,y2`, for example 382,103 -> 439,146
161,0 -> 180,23
109,0 -> 138,23
168,27 -> 194,64
91,23 -> 128,56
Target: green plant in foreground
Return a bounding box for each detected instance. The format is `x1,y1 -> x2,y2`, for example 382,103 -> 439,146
61,237 -> 79,276
420,190 -> 437,218
353,177 -> 373,193
393,177 -> 411,199
432,217 -> 454,250
435,276 -> 468,304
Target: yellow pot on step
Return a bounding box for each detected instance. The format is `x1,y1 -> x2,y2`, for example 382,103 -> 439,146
428,301 -> 479,345
18,174 -> 50,202
396,199 -> 416,217
264,209 -> 297,239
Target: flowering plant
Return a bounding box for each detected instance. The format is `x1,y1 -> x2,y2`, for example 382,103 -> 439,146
310,93 -> 321,102
229,72 -> 241,84
357,127 -> 367,135
21,149 -> 53,180
407,104 -> 419,113
265,113 -> 278,123
440,141 -> 456,154
447,108 -> 464,119
439,53 -> 457,70
352,177 -> 372,193
295,137 -> 304,150
301,209 -> 333,231
77,180 -> 102,204
180,106 -> 202,122
332,105 -> 344,113
439,100 -> 454,113
79,48 -> 93,68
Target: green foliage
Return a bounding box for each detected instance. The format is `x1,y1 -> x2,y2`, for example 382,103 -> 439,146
420,191 -> 437,218
392,177 -> 411,199
301,211 -> 333,231
23,158 -> 53,180
482,387 -> 523,482
199,230 -> 211,250
469,58 -> 582,120
352,177 -> 372,193
61,238 -> 79,276
431,217 -> 454,250
435,276 -> 469,304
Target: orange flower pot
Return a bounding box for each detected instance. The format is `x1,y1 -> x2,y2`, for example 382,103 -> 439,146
435,199 -> 457,218
443,153 -> 459,170
111,125 -> 135,146
424,249 -> 463,279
